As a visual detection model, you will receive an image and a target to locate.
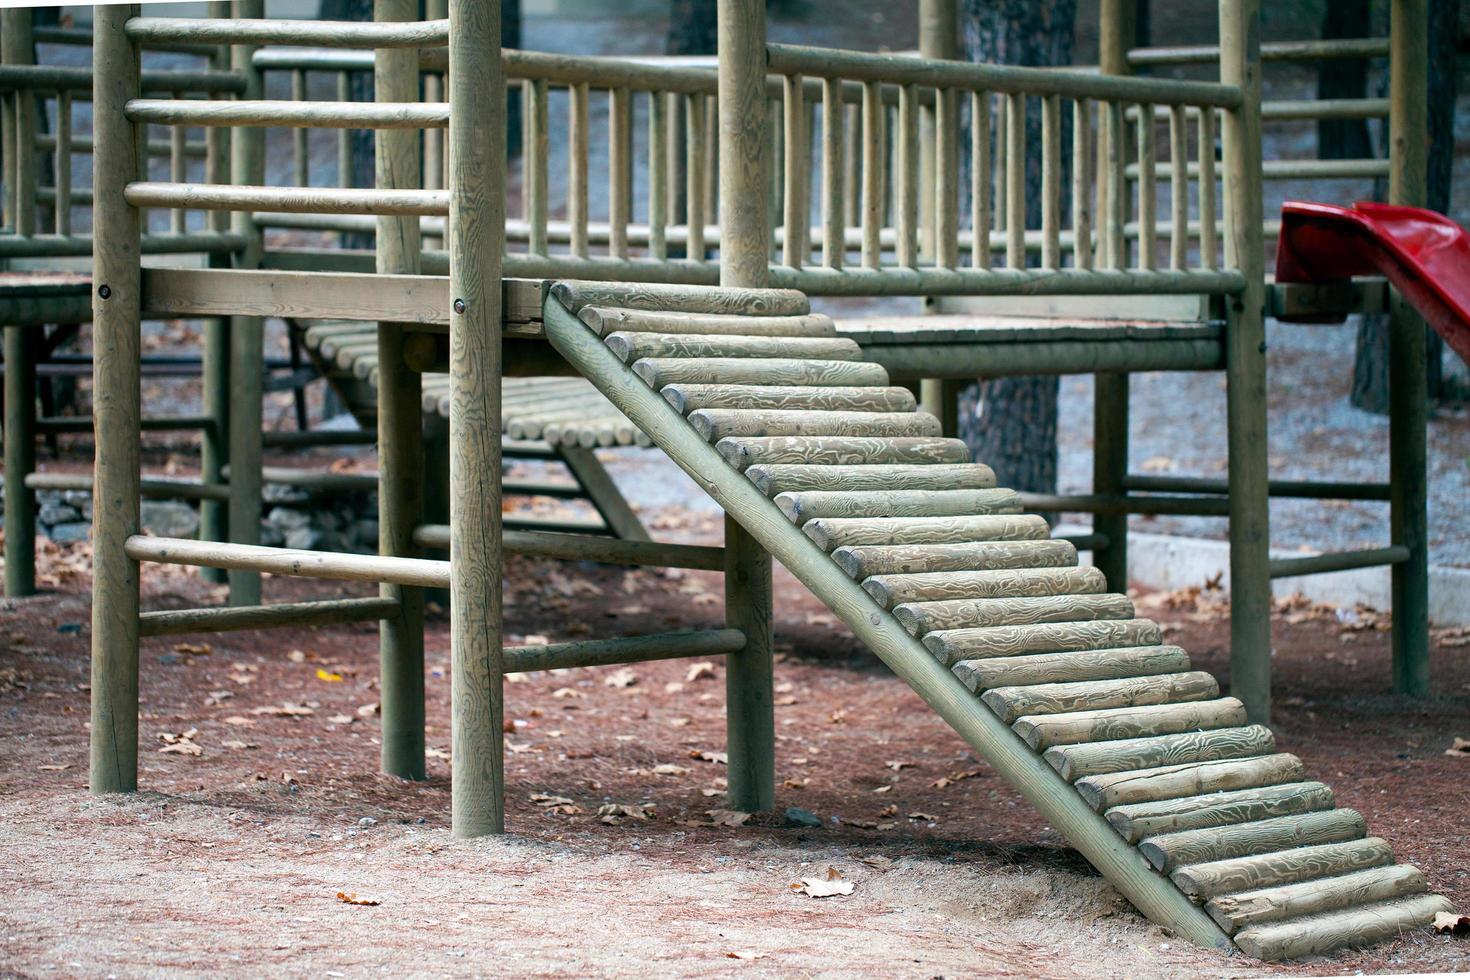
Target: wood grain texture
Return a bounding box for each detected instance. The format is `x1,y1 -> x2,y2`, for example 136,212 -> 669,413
580,306 -> 835,337
1233,894 -> 1451,962
717,435 -> 968,471
922,612 -> 1163,666
1205,864 -> 1428,934
982,671 -> 1219,725
667,384 -> 917,415
746,462 -> 994,495
805,513 -> 1044,550
1107,781 -> 1335,845
1172,838 -> 1396,903
1139,808 -> 1367,873
635,357 -> 888,389
1075,754 -> 1307,811
691,409 -> 940,442
1015,698 -> 1247,751
778,488 -> 1021,524
552,282 -> 807,317
900,593 -> 1135,636
608,332 -> 861,364
954,645 -> 1192,693
1044,724 -> 1276,782
834,539 -> 1077,582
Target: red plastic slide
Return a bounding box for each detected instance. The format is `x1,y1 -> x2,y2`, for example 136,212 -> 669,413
1276,200 -> 1470,363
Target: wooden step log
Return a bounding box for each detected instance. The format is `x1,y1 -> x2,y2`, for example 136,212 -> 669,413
635,357 -> 890,389
1106,781 -> 1335,844
689,409 -> 941,442
1044,724 -> 1277,782
1139,808 -> 1368,873
982,671 -> 1219,725
922,613 -> 1161,667
606,331 -> 864,364
953,644 -> 1191,693
1205,864 -> 1429,934
664,384 -> 917,415
832,539 -> 1077,581
579,305 -> 837,338
746,462 -> 996,495
716,436 -> 969,472
1171,837 -> 1396,903
550,280 -> 811,317
802,513 -> 1043,551
779,488 -> 1022,524
1233,893 -> 1452,962
1014,697 -> 1247,751
1075,753 -> 1307,811
897,592 -> 1130,635
865,565 -> 1104,608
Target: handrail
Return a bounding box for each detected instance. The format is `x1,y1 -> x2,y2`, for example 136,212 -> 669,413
125,16 -> 449,49
0,64 -> 245,94
767,42 -> 1243,108
1128,36 -> 1389,68
125,98 -> 448,129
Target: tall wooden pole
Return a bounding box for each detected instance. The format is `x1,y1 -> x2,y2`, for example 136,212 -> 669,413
448,0 -> 505,837
227,0 -> 266,606
90,4 -> 143,794
1387,0 -> 1430,695
1092,0 -> 1134,595
1219,0 -> 1272,724
717,0 -> 776,814
375,0 -> 427,781
916,0 -> 961,435
199,0 -> 233,584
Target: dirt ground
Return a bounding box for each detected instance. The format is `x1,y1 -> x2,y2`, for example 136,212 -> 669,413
2,520 -> 1468,979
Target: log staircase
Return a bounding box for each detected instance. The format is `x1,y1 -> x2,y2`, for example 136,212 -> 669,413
542,279 -> 1451,962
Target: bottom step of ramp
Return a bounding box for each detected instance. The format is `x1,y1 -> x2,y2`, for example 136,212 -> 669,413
543,280 -> 1451,961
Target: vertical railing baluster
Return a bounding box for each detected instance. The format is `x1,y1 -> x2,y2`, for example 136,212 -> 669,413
609,86 -> 632,259
1005,92 -> 1024,269
896,83 -> 919,268
1041,92 -> 1061,270
568,81 -> 589,258
1198,105 -> 1218,269
527,77 -> 548,255
170,91 -> 187,233
1103,100 -> 1126,268
861,80 -> 882,268
1072,97 -> 1092,269
970,90 -> 990,268
649,89 -> 668,260
822,76 -> 844,269
54,90 -> 70,236
685,91 -> 706,260
1136,102 -> 1156,270
703,94 -> 718,228
844,98 -> 860,229
934,86 -> 958,270
1169,103 -> 1188,269
769,96 -> 783,260
336,71 -> 352,188
291,70 -> 308,189
783,73 -> 808,268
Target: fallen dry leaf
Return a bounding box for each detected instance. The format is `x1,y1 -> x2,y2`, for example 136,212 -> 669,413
336,891 -> 380,907
172,642 -> 211,657
908,811 -> 939,823
357,702 -> 380,718
932,768 -> 983,789
724,951 -> 766,960
529,792 -> 581,815
1433,911 -> 1470,935
598,802 -> 653,825
1445,737 -> 1470,758
857,855 -> 893,870
315,668 -> 344,683
652,763 -> 689,776
603,668 -> 638,689
158,729 -> 203,756
690,749 -> 728,765
885,760 -> 912,772
38,764 -> 71,772
791,866 -> 854,898
221,740 -> 256,751
327,713 -> 354,725
685,661 -> 717,682
425,747 -> 451,760
551,687 -> 586,699
708,809 -> 751,828
250,703 -> 314,717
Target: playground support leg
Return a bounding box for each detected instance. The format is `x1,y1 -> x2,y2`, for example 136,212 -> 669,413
1092,373 -> 1129,592
1219,0 -> 1272,724
376,0 -> 427,780
448,0 -> 506,838
717,0 -> 777,813
90,4 -> 143,795
1388,0 -> 1430,695
227,0 -> 265,607
199,1 -> 232,584
4,325 -> 37,597
724,513 -> 775,812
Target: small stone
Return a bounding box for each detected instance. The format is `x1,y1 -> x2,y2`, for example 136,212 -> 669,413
259,525 -> 285,548
284,527 -> 323,551
357,816 -> 377,828
140,501 -> 200,538
46,522 -> 91,544
784,806 -> 823,829
38,504 -> 82,526
266,507 -> 312,531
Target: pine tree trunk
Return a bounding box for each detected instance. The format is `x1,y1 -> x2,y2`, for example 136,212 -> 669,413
1316,0 -> 1373,160
1349,0 -> 1454,413
956,0 -> 1076,500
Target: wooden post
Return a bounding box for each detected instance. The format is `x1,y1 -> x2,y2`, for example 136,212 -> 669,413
448,0 -> 505,837
90,4 -> 143,794
1219,0 -> 1272,723
375,0 -> 426,781
1,10 -> 37,239
1092,0 -> 1133,593
3,323 -> 36,597
199,0 -> 232,584
228,0 -> 266,607
717,0 -> 776,814
1387,0 -> 1430,695
917,0 -> 956,259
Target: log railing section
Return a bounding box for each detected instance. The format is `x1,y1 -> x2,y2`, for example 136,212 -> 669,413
762,43 -> 1247,296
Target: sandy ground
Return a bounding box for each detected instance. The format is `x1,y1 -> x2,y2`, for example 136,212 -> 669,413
2,537 -> 1468,978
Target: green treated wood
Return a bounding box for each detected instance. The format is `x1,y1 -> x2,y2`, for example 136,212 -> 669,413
953,644 -> 1189,693
1092,374 -> 1129,592
1108,781 -> 1335,844
900,593 -> 1135,636
717,435 -> 968,471
1233,893 -> 1450,962
833,538 -> 1077,581
504,628 -> 746,673
746,462 -> 995,494
606,332 -> 861,363
983,671 -> 1219,725
863,565 -> 1104,608
227,0 -> 266,607
542,294 -> 1233,953
1044,724 -> 1276,782
634,356 -> 887,389
1138,808 -> 1366,873
139,597 -> 400,637
199,21 -> 231,586
1205,864 -> 1427,934
665,384 -> 915,415
558,444 -> 650,542
1172,838 -> 1395,903
802,513 -> 1044,550
1015,698 -> 1246,751
3,325 -> 37,596
1075,753 -> 1307,811
579,306 -> 835,338
448,0 -> 505,838
89,3 -> 143,796
724,511 -> 775,812
375,0 -> 426,784
692,409 -> 940,442
776,487 -> 1020,522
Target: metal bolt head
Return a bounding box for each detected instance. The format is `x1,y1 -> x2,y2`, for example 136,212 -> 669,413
97,284 -> 111,300
453,298 -> 466,315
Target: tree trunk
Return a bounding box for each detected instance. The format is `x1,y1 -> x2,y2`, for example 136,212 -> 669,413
1316,0 -> 1373,160
1349,0 -> 1454,413
956,0 -> 1076,501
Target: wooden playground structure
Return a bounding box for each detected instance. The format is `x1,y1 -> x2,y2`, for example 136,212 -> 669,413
0,0 -> 1455,961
